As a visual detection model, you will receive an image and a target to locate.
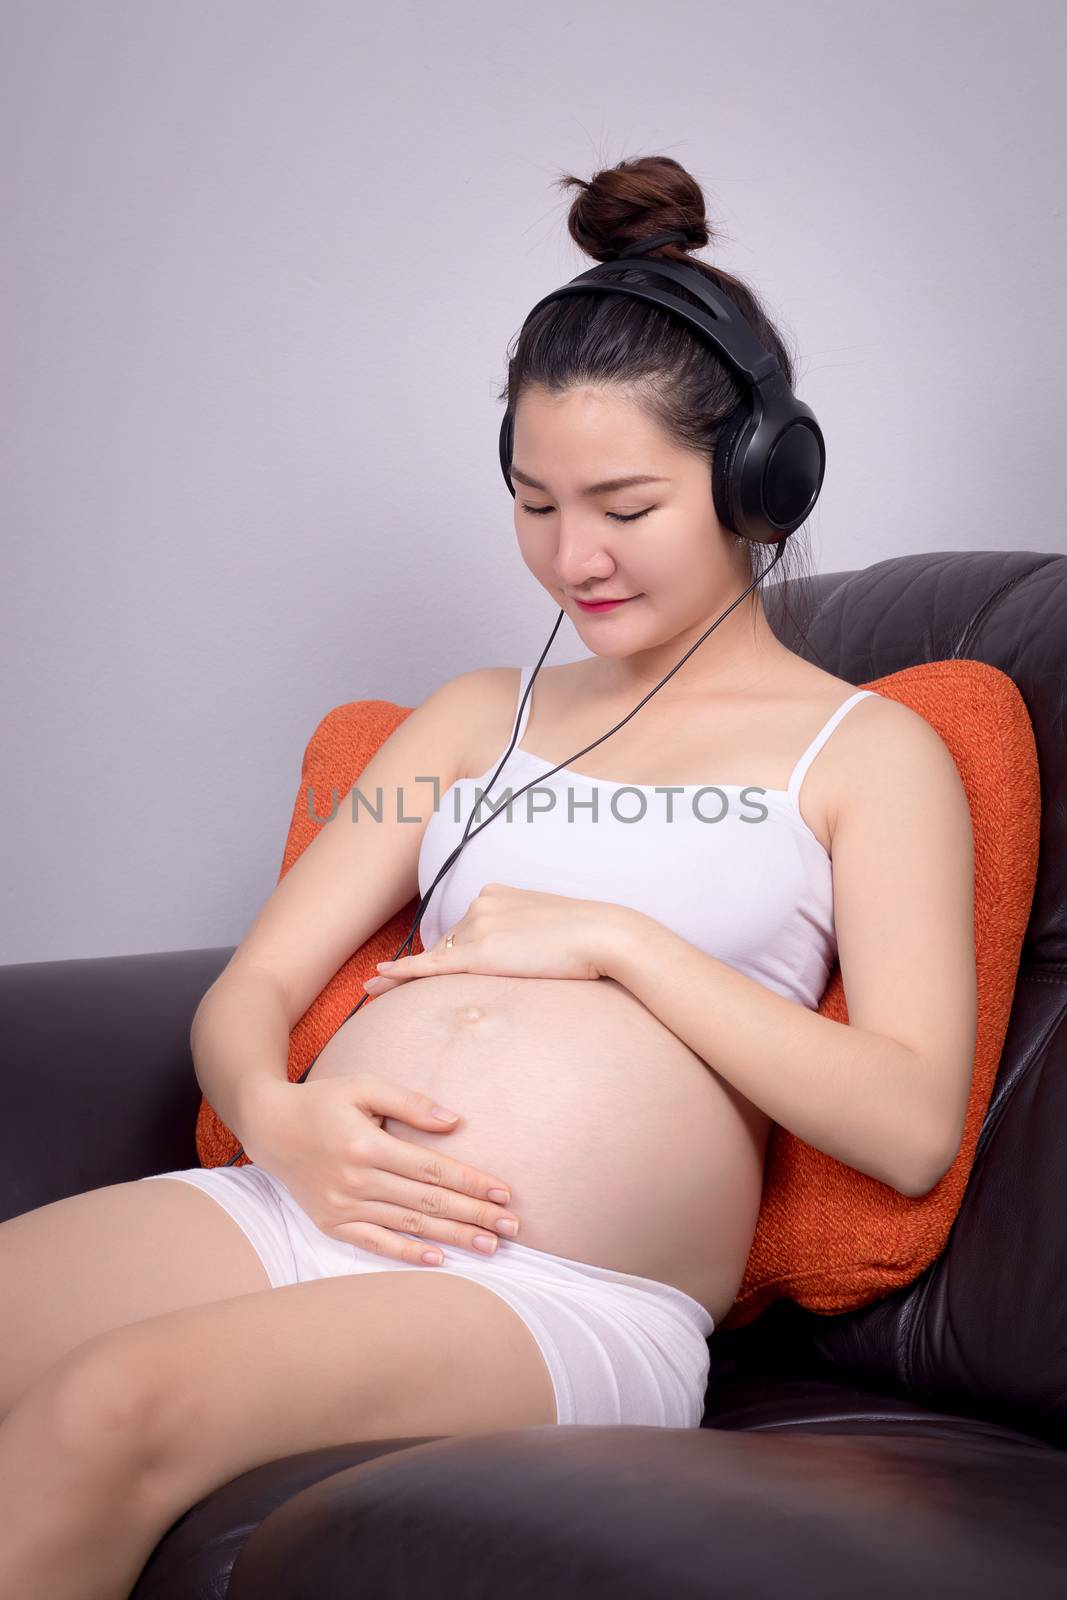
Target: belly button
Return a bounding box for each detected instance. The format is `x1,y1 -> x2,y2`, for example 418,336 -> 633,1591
462,1005 -> 484,1023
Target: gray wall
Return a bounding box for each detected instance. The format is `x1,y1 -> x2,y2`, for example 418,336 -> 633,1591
4,0 -> 1064,965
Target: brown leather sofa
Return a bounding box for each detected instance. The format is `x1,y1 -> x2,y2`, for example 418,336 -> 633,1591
4,548 -> 1065,1598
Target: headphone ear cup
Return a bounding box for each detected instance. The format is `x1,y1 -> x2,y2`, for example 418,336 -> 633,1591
499,409 -> 516,496
711,401 -> 752,535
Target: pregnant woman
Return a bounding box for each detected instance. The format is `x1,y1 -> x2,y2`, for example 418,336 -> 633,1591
0,154 -> 978,1597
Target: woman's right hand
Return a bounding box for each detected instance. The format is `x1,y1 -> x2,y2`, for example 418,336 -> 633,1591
239,1072 -> 521,1265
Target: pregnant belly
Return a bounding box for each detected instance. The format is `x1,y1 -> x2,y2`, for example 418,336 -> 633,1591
305,973 -> 771,1325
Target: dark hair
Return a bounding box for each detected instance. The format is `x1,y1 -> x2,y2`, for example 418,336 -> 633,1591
497,153 -> 820,654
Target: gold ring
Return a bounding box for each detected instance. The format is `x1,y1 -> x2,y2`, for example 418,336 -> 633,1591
445,931 -> 455,949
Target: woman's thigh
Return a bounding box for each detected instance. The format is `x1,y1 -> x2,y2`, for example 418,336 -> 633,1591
0,1175 -> 271,1416
49,1269 -> 558,1522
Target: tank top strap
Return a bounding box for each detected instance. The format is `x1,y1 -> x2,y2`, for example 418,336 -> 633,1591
787,689 -> 879,803
508,660 -> 538,750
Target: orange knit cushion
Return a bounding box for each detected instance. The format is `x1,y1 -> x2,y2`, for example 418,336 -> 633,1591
195,661 -> 1040,1332
720,659 -> 1040,1328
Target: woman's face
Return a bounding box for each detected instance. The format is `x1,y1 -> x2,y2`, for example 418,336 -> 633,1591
510,383 -> 763,691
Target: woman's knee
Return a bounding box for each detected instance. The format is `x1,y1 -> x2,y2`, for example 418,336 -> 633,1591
25,1330 -> 172,1480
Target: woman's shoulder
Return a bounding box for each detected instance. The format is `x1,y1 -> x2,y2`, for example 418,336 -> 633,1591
778,660 -> 910,744
802,666 -> 941,755
812,670 -> 964,842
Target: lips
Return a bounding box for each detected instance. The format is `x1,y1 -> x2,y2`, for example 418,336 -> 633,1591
573,596 -> 640,616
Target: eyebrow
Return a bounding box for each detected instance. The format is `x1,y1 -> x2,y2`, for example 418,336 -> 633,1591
510,467 -> 670,497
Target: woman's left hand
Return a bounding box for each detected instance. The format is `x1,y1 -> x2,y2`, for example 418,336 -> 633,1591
362,884 -> 627,993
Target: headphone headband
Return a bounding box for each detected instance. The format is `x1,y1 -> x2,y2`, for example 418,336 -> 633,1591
613,229 -> 691,258
499,246 -> 825,543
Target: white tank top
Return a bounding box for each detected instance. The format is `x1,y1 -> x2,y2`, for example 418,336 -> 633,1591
417,663 -> 879,1010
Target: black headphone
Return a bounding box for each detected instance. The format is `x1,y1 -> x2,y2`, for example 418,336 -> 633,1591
221,232 -> 824,1165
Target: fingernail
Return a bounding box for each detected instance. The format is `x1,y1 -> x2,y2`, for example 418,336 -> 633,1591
473,1235 -> 498,1254
432,1105 -> 460,1122
487,1187 -> 511,1204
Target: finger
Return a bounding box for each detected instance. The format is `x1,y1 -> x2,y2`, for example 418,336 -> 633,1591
367,1167 -> 521,1237
378,1130 -> 514,1206
344,1200 -> 515,1259
326,1218 -> 448,1266
383,943 -> 454,976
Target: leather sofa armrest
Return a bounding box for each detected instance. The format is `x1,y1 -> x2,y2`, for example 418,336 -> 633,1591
0,946 -> 235,1222
224,1422 -> 1067,1599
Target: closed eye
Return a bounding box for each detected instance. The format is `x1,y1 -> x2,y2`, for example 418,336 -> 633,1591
520,504 -> 654,524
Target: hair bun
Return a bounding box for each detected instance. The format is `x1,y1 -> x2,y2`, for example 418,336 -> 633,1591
557,153 -> 712,264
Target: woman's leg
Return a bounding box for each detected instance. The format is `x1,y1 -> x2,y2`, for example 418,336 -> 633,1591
0,1176 -> 272,1418
0,1268 -> 557,1599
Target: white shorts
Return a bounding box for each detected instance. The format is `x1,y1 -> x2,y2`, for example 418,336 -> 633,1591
139,1163 -> 714,1428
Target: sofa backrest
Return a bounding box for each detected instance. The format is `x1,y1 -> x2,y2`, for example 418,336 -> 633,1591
710,549 -> 1067,1448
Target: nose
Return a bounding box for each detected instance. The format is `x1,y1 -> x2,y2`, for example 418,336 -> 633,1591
549,516 -> 619,590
